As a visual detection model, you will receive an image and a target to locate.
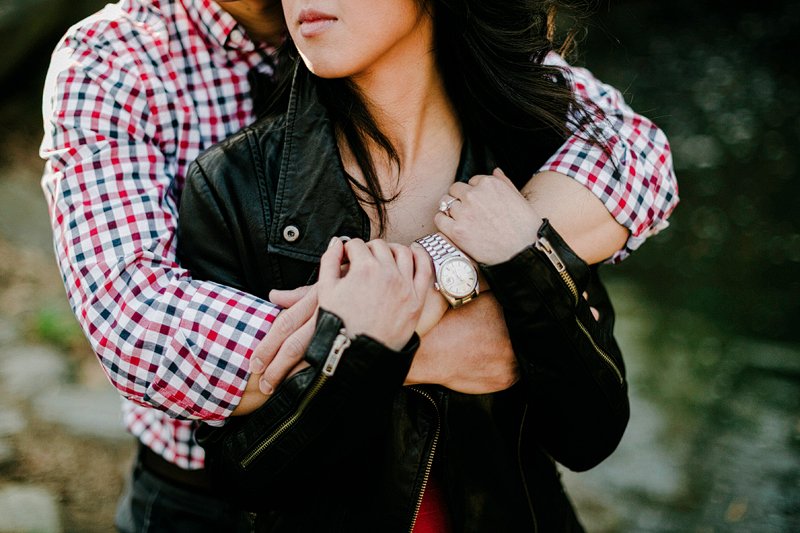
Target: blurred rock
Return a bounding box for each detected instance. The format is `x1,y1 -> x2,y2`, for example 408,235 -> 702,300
0,345 -> 68,399
33,386 -> 128,441
0,484 -> 61,533
0,171 -> 57,255
0,318 -> 15,345
0,407 -> 25,437
0,439 -> 13,467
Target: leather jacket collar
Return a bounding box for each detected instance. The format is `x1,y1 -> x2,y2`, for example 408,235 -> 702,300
267,64 -> 367,262
267,64 -> 495,264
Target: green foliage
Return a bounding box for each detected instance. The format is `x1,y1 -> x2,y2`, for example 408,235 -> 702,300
27,305 -> 86,352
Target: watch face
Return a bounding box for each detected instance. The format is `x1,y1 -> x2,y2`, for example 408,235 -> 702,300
439,257 -> 478,298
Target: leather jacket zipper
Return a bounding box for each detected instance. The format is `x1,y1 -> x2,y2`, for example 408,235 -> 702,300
534,237 -> 624,385
240,330 -> 351,469
407,387 -> 441,533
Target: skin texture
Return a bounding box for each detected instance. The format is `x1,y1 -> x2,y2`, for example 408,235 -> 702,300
223,0 -> 628,415
283,0 -> 429,80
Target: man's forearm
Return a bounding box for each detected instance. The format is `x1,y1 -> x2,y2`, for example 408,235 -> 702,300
406,294 -> 518,394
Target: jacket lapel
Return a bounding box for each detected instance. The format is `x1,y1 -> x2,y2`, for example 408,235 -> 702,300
268,64 -> 369,263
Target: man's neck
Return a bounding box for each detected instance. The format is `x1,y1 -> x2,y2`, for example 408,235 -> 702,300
215,0 -> 285,45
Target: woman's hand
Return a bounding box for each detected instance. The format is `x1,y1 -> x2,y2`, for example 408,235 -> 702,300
435,168 -> 543,265
318,237 -> 432,351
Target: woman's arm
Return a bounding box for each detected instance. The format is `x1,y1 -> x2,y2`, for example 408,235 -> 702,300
436,170 -> 629,470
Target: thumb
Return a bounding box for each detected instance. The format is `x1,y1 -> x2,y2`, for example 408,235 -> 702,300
492,167 -> 517,189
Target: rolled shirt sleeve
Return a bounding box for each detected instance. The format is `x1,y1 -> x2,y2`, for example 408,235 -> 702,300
40,19 -> 279,423
542,52 -> 679,262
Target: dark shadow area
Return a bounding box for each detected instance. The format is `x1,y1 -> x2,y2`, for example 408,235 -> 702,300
580,0 -> 800,342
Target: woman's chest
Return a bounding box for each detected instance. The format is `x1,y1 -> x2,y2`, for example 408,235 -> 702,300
369,165 -> 462,245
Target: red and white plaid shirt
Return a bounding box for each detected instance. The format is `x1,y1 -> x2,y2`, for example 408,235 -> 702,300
40,0 -> 677,469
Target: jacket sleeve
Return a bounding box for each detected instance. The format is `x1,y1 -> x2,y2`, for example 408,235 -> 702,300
480,219 -> 629,471
197,309 -> 418,510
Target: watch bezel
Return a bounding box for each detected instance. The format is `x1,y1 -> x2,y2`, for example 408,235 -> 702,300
436,255 -> 479,298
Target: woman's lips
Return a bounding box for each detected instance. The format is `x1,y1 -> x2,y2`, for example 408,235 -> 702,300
298,9 -> 338,38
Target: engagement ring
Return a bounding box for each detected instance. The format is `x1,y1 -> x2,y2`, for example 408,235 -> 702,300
438,197 -> 459,217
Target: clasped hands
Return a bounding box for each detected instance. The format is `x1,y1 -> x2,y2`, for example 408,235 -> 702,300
236,169 -> 546,414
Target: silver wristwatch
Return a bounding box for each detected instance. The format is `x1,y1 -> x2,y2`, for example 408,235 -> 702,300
415,233 -> 479,308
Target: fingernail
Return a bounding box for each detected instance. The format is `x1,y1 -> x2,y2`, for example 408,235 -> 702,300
328,236 -> 338,249
250,358 -> 266,374
259,378 -> 274,396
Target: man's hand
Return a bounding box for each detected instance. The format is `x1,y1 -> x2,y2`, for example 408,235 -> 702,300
239,280 -> 518,402
253,285 -> 318,394
232,285 -> 316,415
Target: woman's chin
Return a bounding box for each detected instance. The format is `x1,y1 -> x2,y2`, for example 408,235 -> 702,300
297,52 -> 358,80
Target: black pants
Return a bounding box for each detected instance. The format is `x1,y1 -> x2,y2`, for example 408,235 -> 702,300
114,455 -> 255,533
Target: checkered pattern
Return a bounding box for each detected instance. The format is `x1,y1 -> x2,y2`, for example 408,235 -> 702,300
40,0 -> 279,469
543,53 -> 679,262
40,0 -> 676,469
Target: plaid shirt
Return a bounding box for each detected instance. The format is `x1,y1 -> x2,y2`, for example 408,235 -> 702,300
40,0 -> 678,469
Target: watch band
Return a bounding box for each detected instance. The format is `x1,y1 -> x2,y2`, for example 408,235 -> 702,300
415,232 -> 479,308
415,233 -> 461,262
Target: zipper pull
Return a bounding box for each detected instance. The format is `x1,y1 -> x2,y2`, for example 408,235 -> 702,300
323,329 -> 351,377
534,236 -> 566,273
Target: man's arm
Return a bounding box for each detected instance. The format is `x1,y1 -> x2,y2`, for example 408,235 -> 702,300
540,52 -> 679,263
40,23 -> 279,421
522,171 -> 627,264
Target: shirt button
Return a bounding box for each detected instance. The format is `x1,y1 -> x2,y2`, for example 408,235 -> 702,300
283,225 -> 301,242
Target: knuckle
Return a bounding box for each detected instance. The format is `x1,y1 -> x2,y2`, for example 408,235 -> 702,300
272,314 -> 296,338
281,335 -> 307,361
450,224 -> 468,242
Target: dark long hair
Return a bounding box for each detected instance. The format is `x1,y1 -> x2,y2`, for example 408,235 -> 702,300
264,1 -> 603,234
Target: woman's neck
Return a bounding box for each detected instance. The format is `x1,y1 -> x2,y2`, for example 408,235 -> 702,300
349,22 -> 461,175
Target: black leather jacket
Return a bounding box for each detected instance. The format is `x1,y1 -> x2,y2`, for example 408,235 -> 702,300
177,65 -> 629,532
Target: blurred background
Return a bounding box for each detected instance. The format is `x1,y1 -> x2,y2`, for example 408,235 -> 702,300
0,0 -> 797,531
